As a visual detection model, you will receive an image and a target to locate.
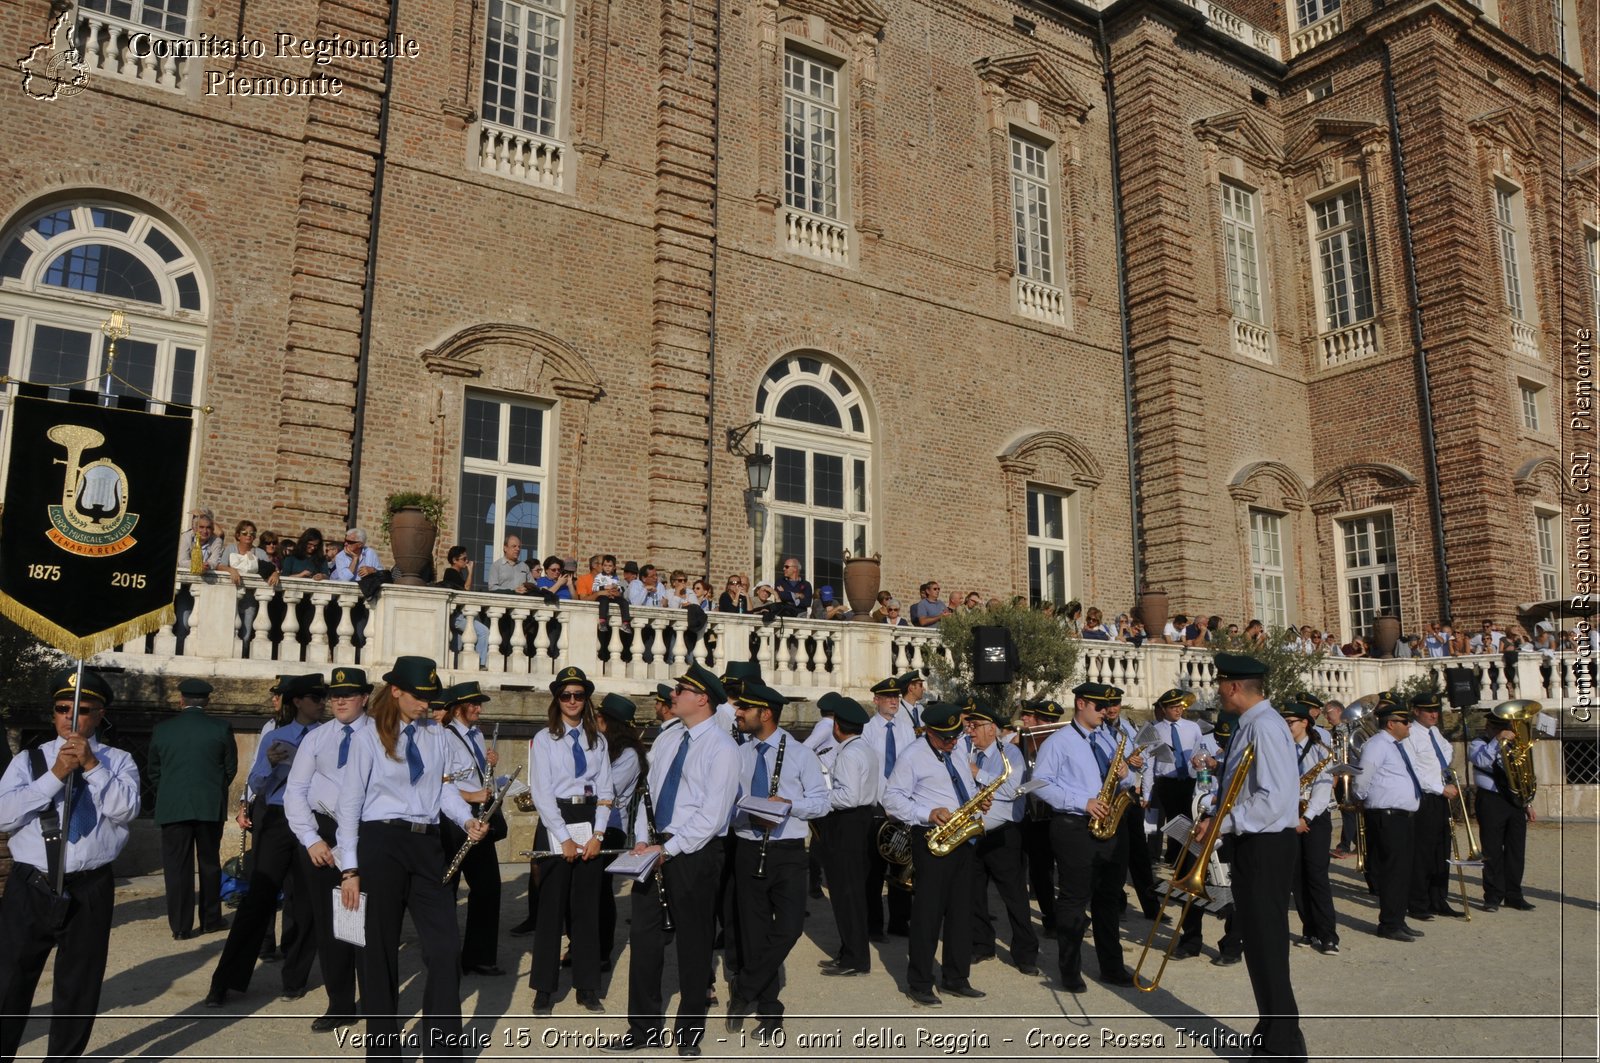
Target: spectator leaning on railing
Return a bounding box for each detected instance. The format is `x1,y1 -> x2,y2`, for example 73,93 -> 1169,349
488,536 -> 533,594
280,528 -> 329,579
909,581 -> 946,627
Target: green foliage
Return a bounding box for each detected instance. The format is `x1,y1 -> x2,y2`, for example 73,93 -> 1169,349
926,604 -> 1080,718
1388,670 -> 1441,703
380,491 -> 446,541
0,615 -> 67,753
1207,627 -> 1327,710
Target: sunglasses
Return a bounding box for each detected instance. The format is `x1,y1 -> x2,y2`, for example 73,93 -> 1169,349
344,539 -> 361,545
557,690 -> 587,702
53,703 -> 100,715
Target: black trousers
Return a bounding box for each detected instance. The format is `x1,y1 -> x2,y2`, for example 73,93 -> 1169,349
0,863 -> 114,1063
359,822 -> 464,1062
1050,815 -> 1124,983
441,818 -> 501,970
598,826 -> 628,960
1476,787 -> 1529,905
246,795 -> 302,960
1114,802 -> 1159,913
1019,817 -> 1057,930
906,830 -> 975,993
1363,809 -> 1414,933
626,844 -> 722,1048
732,838 -> 808,1019
529,813 -> 603,995
1231,829 -> 1307,1063
1153,777 -> 1197,863
971,824 -> 1038,966
297,815 -> 363,1017
865,816 -> 911,935
817,806 -> 872,972
1291,812 -> 1337,945
210,805 -> 317,994
161,819 -> 224,936
1409,793 -> 1451,915
1338,808 -> 1359,850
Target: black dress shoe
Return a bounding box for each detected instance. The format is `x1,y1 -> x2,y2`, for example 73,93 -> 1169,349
1481,902 -> 1501,912
906,988 -> 942,1007
1399,924 -> 1425,938
600,1035 -> 646,1052
868,932 -> 889,944
941,983 -> 986,998
678,1044 -> 702,1058
1408,910 -> 1435,922
577,992 -> 606,1014
1016,964 -> 1040,976
1100,968 -> 1134,987
817,957 -> 844,969
1059,976 -> 1088,993
1376,928 -> 1416,942
822,966 -> 866,977
508,919 -> 536,937
281,986 -> 309,1001
972,952 -> 995,964
258,949 -> 281,964
532,992 -> 553,1017
311,1014 -> 357,1032
725,997 -> 753,1032
1172,944 -> 1202,960
172,930 -> 192,941
200,919 -> 230,934
1506,899 -> 1536,911
1211,953 -> 1242,966
1433,905 -> 1467,918
462,963 -> 507,976
203,987 -> 227,1008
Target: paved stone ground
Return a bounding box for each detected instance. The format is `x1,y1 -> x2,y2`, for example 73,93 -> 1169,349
10,821 -> 1597,1062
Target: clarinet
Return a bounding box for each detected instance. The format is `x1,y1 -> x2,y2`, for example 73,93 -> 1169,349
636,774 -> 674,933
753,734 -> 787,879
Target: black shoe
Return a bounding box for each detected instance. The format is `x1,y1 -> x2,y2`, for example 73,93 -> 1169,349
1016,964 -> 1040,976
509,919 -> 536,937
1210,953 -> 1242,966
1482,901 -> 1501,912
463,963 -> 507,976
726,998 -> 753,1033
577,992 -> 606,1014
1377,928 -> 1416,942
906,988 -> 942,1007
311,1014 -> 357,1032
258,949 -> 281,964
1172,943 -> 1202,960
1399,924 -> 1425,938
532,992 -> 553,1017
200,919 -> 230,934
1100,968 -> 1134,987
1408,910 -> 1435,922
822,966 -> 866,977
560,950 -> 572,968
679,1045 -> 702,1059
754,1019 -> 784,1039
601,1035 -> 646,1053
941,983 -> 985,998
869,932 -> 889,944
1506,899 -> 1536,911
1314,940 -> 1341,955
281,986 -> 309,1001
1433,905 -> 1467,918
204,987 -> 227,1008
972,952 -> 995,964
817,957 -> 844,969
172,930 -> 192,941
1059,976 -> 1088,993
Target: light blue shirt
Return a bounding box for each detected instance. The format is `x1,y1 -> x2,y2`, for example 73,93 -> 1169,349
1219,699 -> 1301,835
971,739 -> 1025,830
330,546 -> 382,581
1152,717 -> 1204,778
862,710 -> 917,782
883,736 -> 969,827
248,721 -> 315,806
1405,722 -> 1450,792
632,714 -> 740,857
1032,719 -> 1133,816
1295,737 -> 1334,821
733,732 -> 831,841
0,737 -> 140,874
442,721 -> 492,794
826,734 -> 880,811
608,747 -> 641,832
1355,730 -> 1421,812
1468,737 -> 1503,791
285,714 -> 369,850
336,720 -> 475,870
529,726 -> 613,843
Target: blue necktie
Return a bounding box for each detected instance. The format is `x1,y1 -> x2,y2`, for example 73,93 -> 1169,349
655,734 -> 692,830
976,749 -> 988,773
884,726 -> 897,778
1429,731 -> 1450,780
469,727 -> 488,775
569,728 -> 587,778
1396,742 -> 1423,799
1090,732 -> 1111,777
942,753 -> 971,805
67,775 -> 96,842
1171,722 -> 1188,778
337,724 -> 353,768
403,723 -> 424,784
752,740 -> 770,797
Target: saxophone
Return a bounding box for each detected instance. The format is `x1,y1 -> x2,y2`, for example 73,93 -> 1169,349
927,748 -> 1012,856
1089,733 -> 1133,840
1297,751 -> 1336,816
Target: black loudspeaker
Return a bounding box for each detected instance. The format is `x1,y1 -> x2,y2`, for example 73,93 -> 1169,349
972,625 -> 1018,685
1444,667 -> 1477,709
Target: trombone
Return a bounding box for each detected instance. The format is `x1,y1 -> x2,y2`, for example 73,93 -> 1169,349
1134,744 -> 1256,993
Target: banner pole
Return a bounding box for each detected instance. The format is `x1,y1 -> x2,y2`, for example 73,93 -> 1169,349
55,657 -> 86,895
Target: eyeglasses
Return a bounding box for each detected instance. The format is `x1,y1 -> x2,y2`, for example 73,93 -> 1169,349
53,703 -> 98,715
239,531 -> 256,538
344,539 -> 360,546
547,567 -> 563,574
557,691 -> 586,702
674,684 -> 698,696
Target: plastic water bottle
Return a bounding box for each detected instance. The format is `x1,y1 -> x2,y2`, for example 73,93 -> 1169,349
1194,768 -> 1216,814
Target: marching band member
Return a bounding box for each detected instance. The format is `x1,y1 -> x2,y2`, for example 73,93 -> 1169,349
883,700 -> 989,1008
1281,695 -> 1339,955
804,695 -> 838,899
283,666 -> 371,1031
1405,692 -> 1464,919
1012,698 -> 1065,932
1032,682 -> 1136,992
604,665 -> 739,1057
336,657 -> 486,1062
962,703 -> 1038,975
596,692 -> 646,967
816,696 -> 880,977
1470,714 -> 1536,912
727,681 -> 830,1037
1200,655 -> 1306,1063
1356,692 -> 1424,942
528,666 -> 613,1015
862,675 -> 915,941
1096,695 -> 1159,919
898,670 -> 927,731
1150,688 -> 1203,865
439,682 -> 507,978
0,669 -> 139,1063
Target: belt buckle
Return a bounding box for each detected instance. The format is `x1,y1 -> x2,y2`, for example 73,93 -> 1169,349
409,821 -> 428,834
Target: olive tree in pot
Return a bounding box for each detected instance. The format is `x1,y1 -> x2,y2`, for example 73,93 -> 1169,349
382,491 -> 445,586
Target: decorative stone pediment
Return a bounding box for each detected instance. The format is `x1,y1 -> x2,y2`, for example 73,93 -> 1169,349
1194,109 -> 1283,168
1512,456 -> 1563,499
1286,116 -> 1383,166
1309,462 -> 1419,513
1228,461 -> 1308,510
975,52 -> 1092,124
997,429 -> 1104,488
778,0 -> 887,37
421,323 -> 604,401
1469,107 -> 1538,161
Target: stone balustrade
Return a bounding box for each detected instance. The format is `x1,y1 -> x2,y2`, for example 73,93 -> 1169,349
1016,276 -> 1068,326
1291,11 -> 1345,57
77,11 -> 190,91
477,122 -> 565,190
783,207 -> 850,265
1320,318 -> 1380,368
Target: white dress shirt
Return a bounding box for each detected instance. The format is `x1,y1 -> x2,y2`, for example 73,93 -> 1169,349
1218,699 -> 1301,835
732,732 -> 831,841
862,710 -> 917,782
633,714 -> 740,857
1355,730 -> 1422,812
804,717 -> 836,754
1294,737 -> 1334,821
0,737 -> 140,874
826,735 -> 880,811
285,714 -> 370,850
336,721 -> 475,871
1468,737 -> 1505,792
529,727 -> 613,843
607,747 -> 641,832
1407,722 -> 1453,790
883,736 -> 969,828
970,739 -> 1025,830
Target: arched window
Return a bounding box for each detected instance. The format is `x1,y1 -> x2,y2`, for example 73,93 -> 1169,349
0,201 -> 207,492
755,353 -> 872,596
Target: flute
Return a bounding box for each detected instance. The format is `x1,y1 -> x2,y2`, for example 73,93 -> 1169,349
441,765 -> 522,884
521,848 -> 631,858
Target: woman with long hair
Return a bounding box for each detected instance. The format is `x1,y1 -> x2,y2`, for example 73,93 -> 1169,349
595,693 -> 645,967
336,657 -> 485,1062
281,528 -> 329,579
527,666 -> 613,1015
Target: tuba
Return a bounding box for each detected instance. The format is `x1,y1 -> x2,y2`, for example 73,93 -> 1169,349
926,747 -> 1011,856
876,821 -> 916,890
1491,699 -> 1541,805
1088,733 -> 1134,841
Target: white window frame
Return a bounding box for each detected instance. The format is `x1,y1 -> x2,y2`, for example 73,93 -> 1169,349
1493,181 -> 1531,322
0,202 -> 207,504
1585,226 -> 1599,334
75,0 -> 195,93
475,0 -> 571,192
1222,180 -> 1265,325
1011,132 -> 1057,287
1026,486 -> 1071,607
1337,510 -> 1401,640
1535,509 -> 1560,601
1312,187 -> 1375,331
457,391 -> 554,573
783,48 -> 844,221
1294,0 -> 1341,29
1518,379 -> 1543,431
1555,0 -> 1583,74
1249,509 -> 1288,631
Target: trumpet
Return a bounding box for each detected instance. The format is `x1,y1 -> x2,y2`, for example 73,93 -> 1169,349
1134,744 -> 1256,992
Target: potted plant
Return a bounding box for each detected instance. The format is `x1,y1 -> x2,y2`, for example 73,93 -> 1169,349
382,491 -> 445,586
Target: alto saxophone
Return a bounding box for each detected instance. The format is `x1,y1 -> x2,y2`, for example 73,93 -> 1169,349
1089,733 -> 1133,841
927,748 -> 1012,856
1297,752 -> 1336,816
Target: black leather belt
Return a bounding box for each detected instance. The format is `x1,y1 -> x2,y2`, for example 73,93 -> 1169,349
370,818 -> 439,834
558,796 -> 597,808
1368,808 -> 1413,817
1055,812 -> 1089,821
742,837 -> 804,849
18,862 -> 110,889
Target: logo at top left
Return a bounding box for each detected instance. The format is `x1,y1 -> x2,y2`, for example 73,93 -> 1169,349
19,10 -> 90,101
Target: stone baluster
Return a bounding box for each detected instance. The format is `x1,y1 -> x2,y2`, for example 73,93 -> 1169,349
306,591 -> 333,664
152,608 -> 177,657
508,607 -> 532,676
534,606 -> 561,677
459,602 -> 482,672
279,586 -> 303,663
669,614 -> 690,668
245,587 -> 275,661
484,607 -> 507,673
333,594 -> 357,665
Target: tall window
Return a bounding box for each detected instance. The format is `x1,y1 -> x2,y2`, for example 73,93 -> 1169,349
757,355 -> 870,597
1494,183 -> 1527,321
784,51 -> 841,219
1027,487 -> 1069,606
1222,181 -> 1264,324
1588,229 -> 1600,332
1555,0 -> 1583,72
1249,510 -> 1288,630
481,0 -> 565,141
1011,133 -> 1055,286
458,392 -> 551,574
1341,512 -> 1400,636
1535,511 -> 1559,601
0,202 -> 206,492
1519,381 -> 1542,430
1313,189 -> 1374,329
79,0 -> 191,34
1295,0 -> 1340,27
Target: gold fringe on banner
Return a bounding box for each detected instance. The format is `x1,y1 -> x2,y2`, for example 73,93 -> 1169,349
0,593 -> 174,660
